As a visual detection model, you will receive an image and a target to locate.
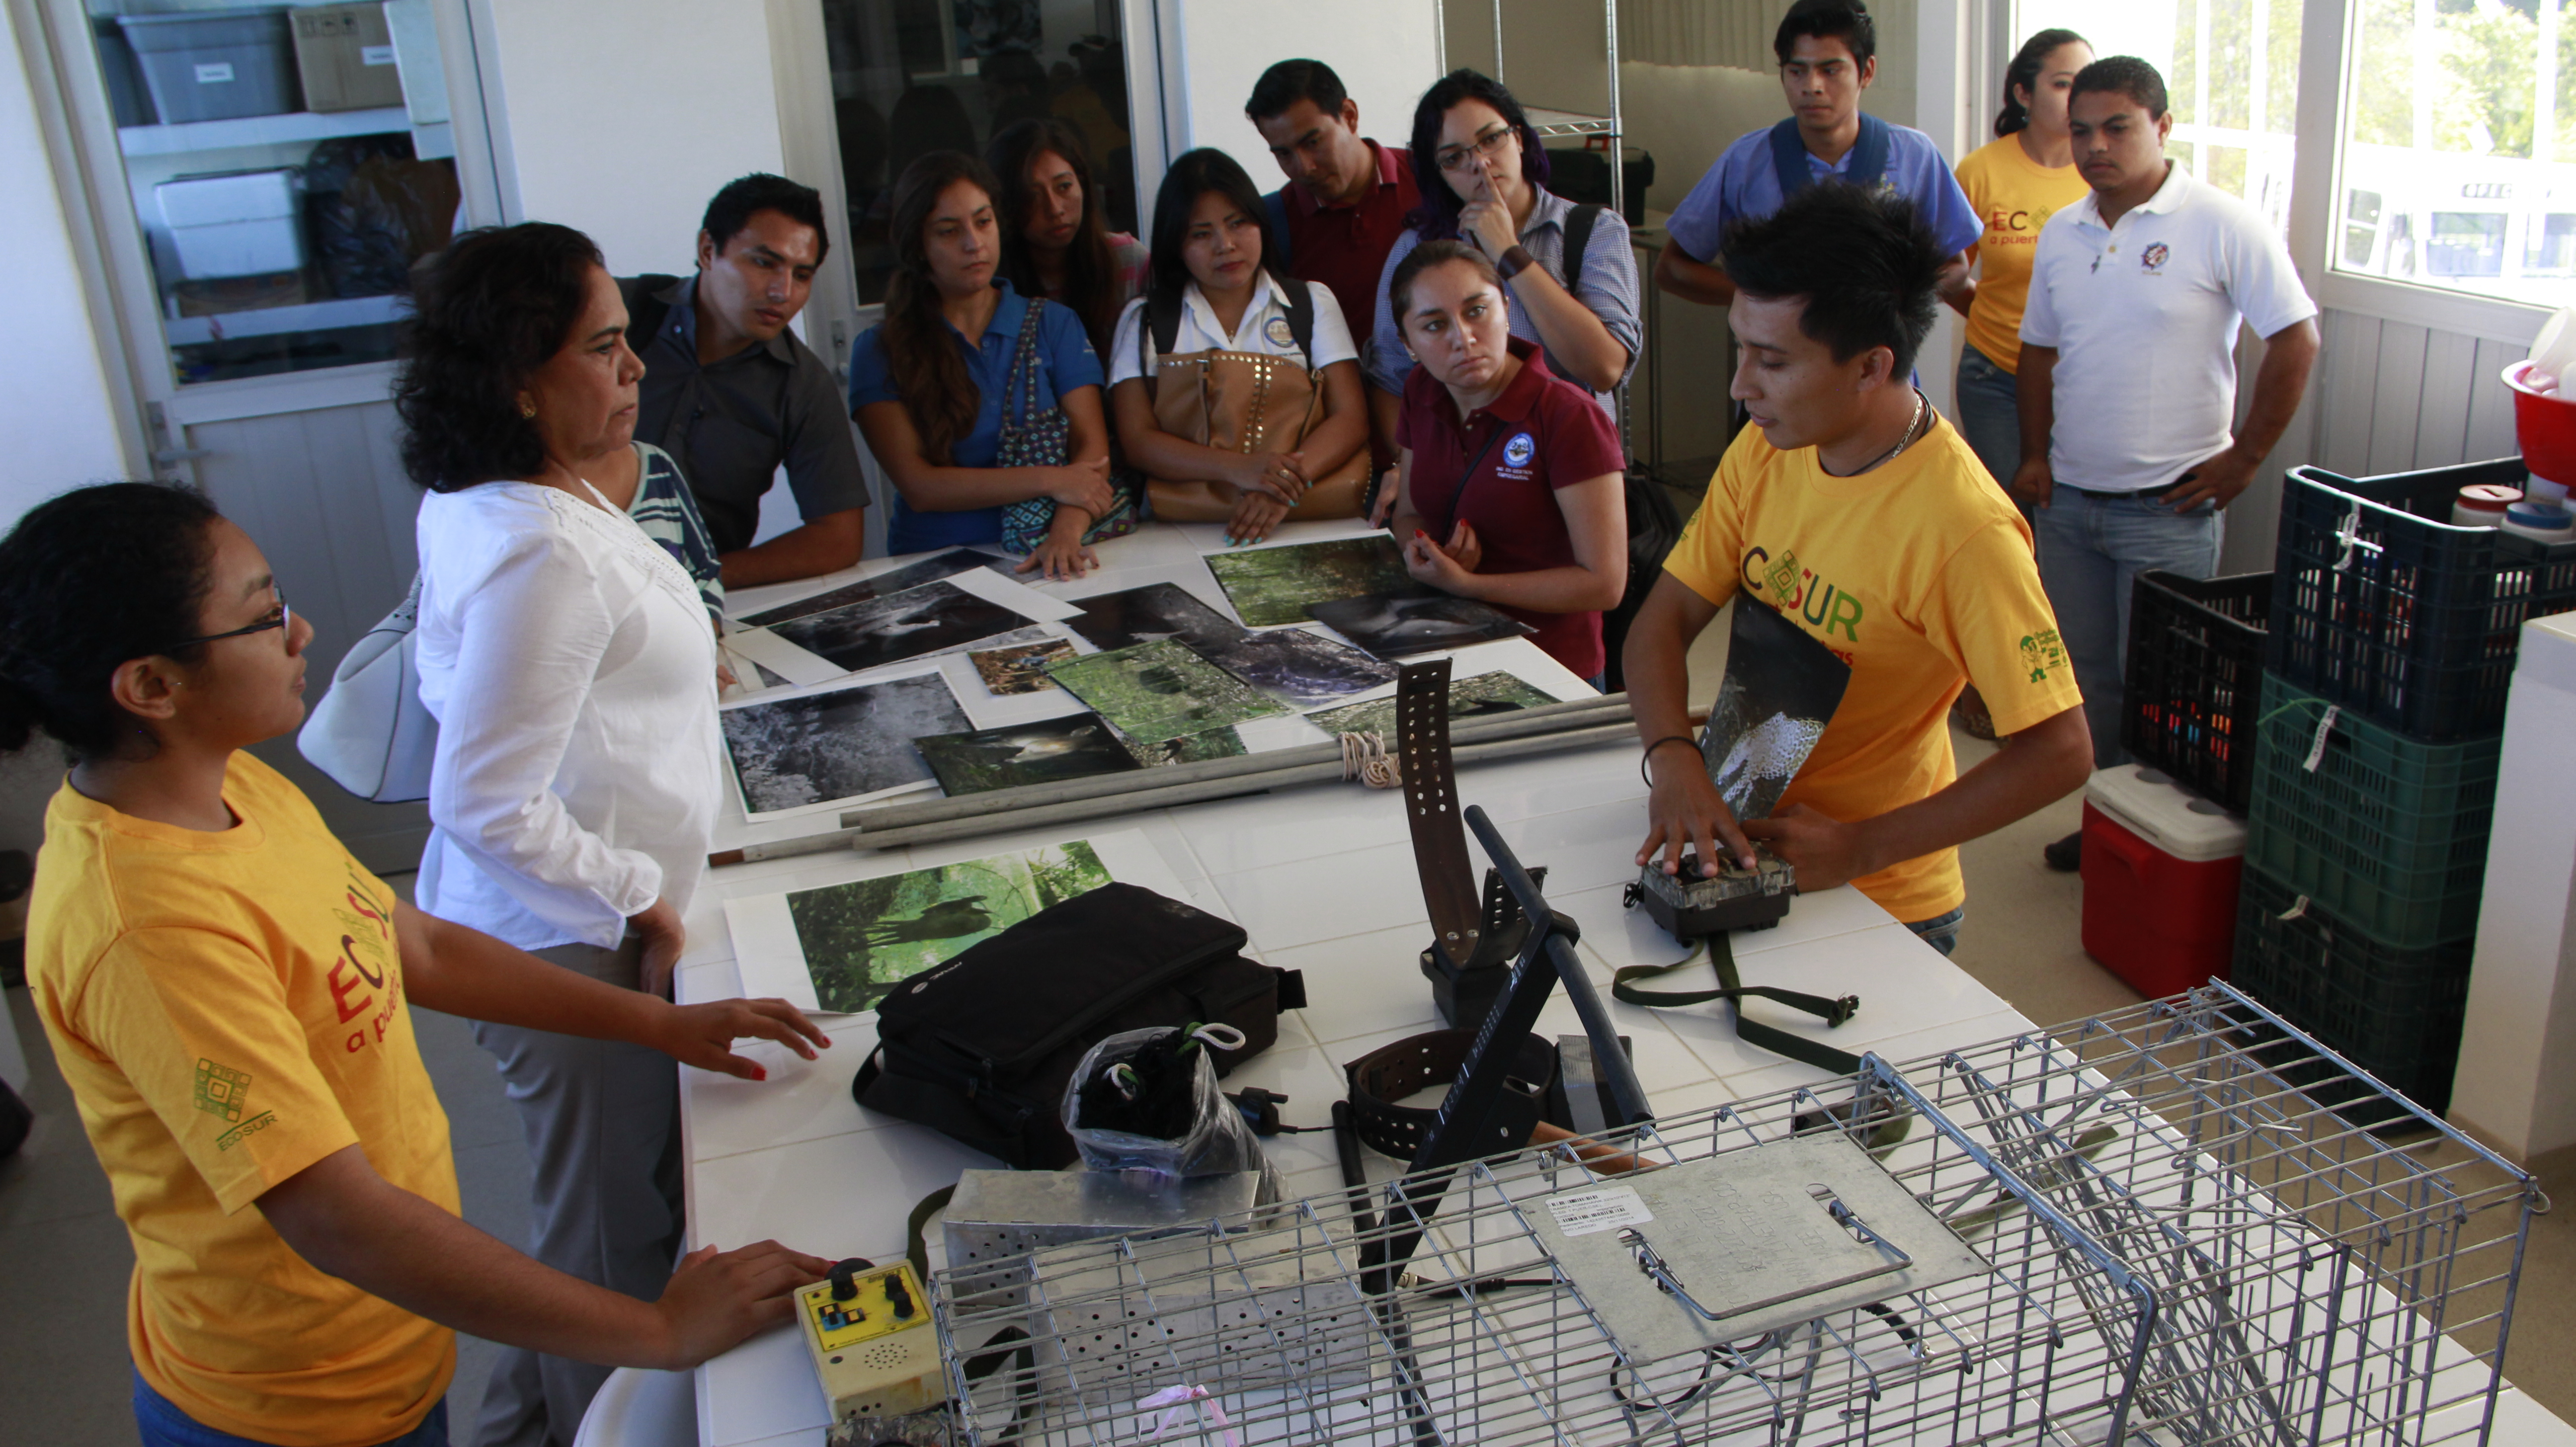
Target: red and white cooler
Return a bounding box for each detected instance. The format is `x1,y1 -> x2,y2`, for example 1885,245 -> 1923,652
2080,765 -> 2248,997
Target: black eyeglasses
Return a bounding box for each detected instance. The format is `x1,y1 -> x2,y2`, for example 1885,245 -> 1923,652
167,592 -> 291,651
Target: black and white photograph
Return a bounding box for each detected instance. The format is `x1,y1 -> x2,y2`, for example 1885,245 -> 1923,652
1199,627 -> 1398,709
1063,581 -> 1247,652
731,549 -> 997,627
768,579 -> 1026,676
719,671 -> 971,815
1308,593 -> 1537,658
1699,599 -> 1852,822
913,713 -> 1143,796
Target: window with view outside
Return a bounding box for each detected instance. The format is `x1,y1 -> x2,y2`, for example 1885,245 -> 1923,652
2016,0 -> 2304,238
2335,0 -> 2576,308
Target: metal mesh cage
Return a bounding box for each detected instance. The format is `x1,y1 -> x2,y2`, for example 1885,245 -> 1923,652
929,983 -> 2540,1447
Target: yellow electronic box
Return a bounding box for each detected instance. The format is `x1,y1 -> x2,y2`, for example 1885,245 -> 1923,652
797,1259 -> 946,1432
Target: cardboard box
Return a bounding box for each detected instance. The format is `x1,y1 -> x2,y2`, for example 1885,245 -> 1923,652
291,3 -> 404,114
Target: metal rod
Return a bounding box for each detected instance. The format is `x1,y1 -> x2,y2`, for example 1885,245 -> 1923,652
843,693 -> 1633,831
707,717 -> 1639,865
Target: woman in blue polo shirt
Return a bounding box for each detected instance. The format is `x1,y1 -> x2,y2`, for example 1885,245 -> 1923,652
849,152 -> 1116,577
1385,241 -> 1628,685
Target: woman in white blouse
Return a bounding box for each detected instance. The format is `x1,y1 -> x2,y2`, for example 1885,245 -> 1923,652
392,222 -> 724,1447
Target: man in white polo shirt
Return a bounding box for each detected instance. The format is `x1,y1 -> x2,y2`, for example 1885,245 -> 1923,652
2010,54 -> 2318,869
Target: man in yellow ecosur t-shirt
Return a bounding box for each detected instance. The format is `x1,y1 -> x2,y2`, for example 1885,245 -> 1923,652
1623,184 -> 2093,956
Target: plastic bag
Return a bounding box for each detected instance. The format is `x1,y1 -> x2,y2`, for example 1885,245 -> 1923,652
1062,1025 -> 1277,1200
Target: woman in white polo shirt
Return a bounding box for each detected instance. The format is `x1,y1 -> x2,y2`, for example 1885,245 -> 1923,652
1108,147 -> 1372,546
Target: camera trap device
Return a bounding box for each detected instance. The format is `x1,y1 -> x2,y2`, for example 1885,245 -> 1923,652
797,1258 -> 944,1434
1626,845 -> 1797,940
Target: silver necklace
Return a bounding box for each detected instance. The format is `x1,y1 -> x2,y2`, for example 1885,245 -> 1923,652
1834,388 -> 1928,477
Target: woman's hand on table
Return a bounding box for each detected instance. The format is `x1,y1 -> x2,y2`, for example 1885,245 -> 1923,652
644,1240 -> 838,1369
1223,490 -> 1291,547
1400,524 -> 1481,593
1044,456 -> 1116,515
1016,511 -> 1100,580
647,995 -> 832,1080
1636,746 -> 1756,876
632,897 -> 685,999
1741,804 -> 1876,893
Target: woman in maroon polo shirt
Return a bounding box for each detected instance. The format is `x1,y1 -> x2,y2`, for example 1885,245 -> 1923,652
1384,240 -> 1628,685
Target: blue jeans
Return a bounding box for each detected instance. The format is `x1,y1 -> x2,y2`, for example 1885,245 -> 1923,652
134,1371 -> 449,1447
2032,483 -> 2225,768
1953,343 -> 2025,512
1905,905 -> 1966,958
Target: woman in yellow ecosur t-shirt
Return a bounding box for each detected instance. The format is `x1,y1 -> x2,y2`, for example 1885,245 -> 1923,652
1950,28 -> 2096,503
1,483 -> 835,1447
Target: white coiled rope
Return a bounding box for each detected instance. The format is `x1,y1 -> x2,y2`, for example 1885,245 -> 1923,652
1339,730 -> 1401,788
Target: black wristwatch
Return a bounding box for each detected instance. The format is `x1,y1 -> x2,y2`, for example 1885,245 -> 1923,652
1496,243 -> 1536,282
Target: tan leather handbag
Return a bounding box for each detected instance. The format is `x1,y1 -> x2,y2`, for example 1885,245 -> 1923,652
1135,285 -> 1367,522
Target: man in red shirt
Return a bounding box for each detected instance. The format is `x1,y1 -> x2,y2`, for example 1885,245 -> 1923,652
1248,59 -> 1421,472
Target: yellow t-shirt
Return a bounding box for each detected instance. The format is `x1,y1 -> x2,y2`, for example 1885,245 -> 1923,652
29,752 -> 459,1447
1954,134 -> 2092,373
1667,417 -> 2084,923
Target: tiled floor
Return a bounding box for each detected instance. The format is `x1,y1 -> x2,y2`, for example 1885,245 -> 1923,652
5,724 -> 2572,1443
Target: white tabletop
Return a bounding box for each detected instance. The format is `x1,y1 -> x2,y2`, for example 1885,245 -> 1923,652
671,525 -> 2576,1447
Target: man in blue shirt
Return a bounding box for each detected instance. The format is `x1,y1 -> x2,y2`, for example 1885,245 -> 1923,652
1654,0 -> 1980,310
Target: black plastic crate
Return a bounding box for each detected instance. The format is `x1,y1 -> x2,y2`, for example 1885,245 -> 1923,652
2232,865 -> 2472,1123
2121,570 -> 2269,810
2270,460 -> 2576,740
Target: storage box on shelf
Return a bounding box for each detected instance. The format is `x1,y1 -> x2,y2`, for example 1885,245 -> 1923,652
2245,673 -> 2500,951
156,168 -> 304,280
119,8 -> 300,125
2270,459 -> 2576,740
2233,865 -> 2473,1121
2079,764 -> 2247,996
2120,570 -> 2269,811
290,3 -> 405,114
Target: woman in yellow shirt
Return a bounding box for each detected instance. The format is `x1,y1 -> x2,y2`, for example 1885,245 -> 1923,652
1950,28 -> 2095,501
0,483 -> 833,1447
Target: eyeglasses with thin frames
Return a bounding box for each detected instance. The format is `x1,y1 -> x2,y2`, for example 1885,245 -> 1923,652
167,591 -> 290,652
1435,125 -> 1517,174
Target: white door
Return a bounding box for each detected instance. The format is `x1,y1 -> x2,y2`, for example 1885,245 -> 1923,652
25,0 -> 505,872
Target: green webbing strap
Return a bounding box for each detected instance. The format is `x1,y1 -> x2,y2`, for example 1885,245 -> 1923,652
1611,931 -> 1868,1076
906,1184 -> 955,1285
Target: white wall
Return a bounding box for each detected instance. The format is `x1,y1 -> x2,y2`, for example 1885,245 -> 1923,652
0,2 -> 133,530
476,0 -> 789,275
1161,0 -> 1442,192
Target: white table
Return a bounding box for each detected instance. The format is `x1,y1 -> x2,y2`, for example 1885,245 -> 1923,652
670,525 -> 2576,1447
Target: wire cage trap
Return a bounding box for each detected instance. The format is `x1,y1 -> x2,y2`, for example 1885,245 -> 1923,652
928,982 -> 2542,1447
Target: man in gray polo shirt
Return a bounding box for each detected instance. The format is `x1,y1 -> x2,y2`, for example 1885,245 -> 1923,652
622,173 -> 871,587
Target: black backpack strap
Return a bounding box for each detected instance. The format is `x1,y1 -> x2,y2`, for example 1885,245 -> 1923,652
1560,204 -> 1603,290
1279,276 -> 1317,366
1768,117 -> 1814,199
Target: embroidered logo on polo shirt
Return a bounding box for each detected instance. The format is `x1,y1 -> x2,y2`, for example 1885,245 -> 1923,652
1264,315 -> 1295,347
193,1059 -> 251,1123
2020,628 -> 2068,683
2140,242 -> 2170,274
1503,433 -> 1536,468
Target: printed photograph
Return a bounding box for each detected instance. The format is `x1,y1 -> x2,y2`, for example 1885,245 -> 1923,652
1063,581 -> 1247,651
1204,535 -> 1428,626
1199,627 -> 1398,709
768,579 -> 1026,675
1308,593 -> 1536,658
914,713 -> 1142,796
969,639 -> 1078,695
1700,600 -> 1852,822
720,671 -> 970,814
1044,639 -> 1289,742
1124,726 -> 1247,767
733,549 -> 994,627
784,840 -> 1113,1012
1304,670 -> 1556,739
